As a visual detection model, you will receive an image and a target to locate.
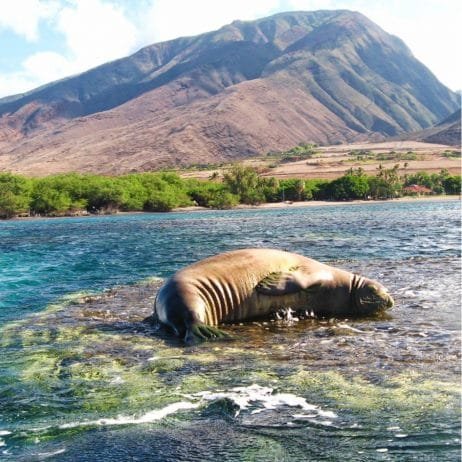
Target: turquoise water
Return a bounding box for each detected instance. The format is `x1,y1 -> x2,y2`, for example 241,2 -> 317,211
0,200 -> 460,460
1,201 -> 459,323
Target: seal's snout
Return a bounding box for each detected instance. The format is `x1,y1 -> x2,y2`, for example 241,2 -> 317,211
355,280 -> 394,315
375,284 -> 394,310
375,286 -> 394,311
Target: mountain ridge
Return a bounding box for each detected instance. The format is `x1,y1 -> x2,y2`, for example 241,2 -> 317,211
0,10 -> 459,175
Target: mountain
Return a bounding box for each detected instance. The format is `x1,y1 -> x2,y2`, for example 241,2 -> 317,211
422,109 -> 461,146
0,10 -> 459,175
402,109 -> 461,146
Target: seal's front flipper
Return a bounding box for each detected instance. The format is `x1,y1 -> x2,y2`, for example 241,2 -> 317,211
256,269 -> 323,296
184,323 -> 232,345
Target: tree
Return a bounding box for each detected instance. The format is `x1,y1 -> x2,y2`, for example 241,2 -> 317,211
117,175 -> 149,211
144,190 -> 179,212
368,177 -> 395,199
260,177 -> 279,202
0,173 -> 31,218
30,181 -> 73,215
223,165 -> 265,205
306,179 -> 328,200
83,176 -> 125,212
187,181 -> 229,207
326,174 -> 369,200
208,191 -> 239,209
374,164 -> 402,198
443,175 -> 461,195
278,179 -> 307,201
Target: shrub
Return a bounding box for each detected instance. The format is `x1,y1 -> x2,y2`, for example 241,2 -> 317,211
325,174 -> 369,200
144,190 -> 179,212
208,191 -> 239,209
30,182 -> 73,215
443,175 -> 461,194
0,173 -> 31,218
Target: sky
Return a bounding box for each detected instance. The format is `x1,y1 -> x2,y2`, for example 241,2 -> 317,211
0,0 -> 461,98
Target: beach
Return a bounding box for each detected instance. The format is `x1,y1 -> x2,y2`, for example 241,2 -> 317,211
173,194 -> 461,213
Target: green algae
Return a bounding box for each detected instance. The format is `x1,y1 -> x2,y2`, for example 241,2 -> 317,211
5,306 -> 459,423
248,370 -> 280,384
179,374 -> 219,393
20,350 -> 64,390
288,369 -> 460,416
67,358 -> 164,412
2,308 -> 219,420
241,438 -> 289,462
2,274 -> 459,457
143,357 -> 185,373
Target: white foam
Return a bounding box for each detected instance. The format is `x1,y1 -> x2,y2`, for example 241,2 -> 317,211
35,448 -> 66,458
59,401 -> 200,429
193,384 -> 337,420
25,384 -> 337,434
0,431 -> 11,436
317,410 -> 338,419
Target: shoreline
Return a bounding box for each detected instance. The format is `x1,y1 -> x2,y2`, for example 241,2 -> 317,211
175,194 -> 461,213
5,195 -> 460,221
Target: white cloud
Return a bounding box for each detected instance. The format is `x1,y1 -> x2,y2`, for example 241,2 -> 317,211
0,52 -> 71,97
56,0 -> 138,70
135,0 -> 281,45
0,73 -> 40,97
0,0 -> 58,41
0,0 -> 139,97
23,51 -> 72,83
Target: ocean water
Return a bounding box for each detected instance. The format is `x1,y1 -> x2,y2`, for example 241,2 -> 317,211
0,200 -> 460,461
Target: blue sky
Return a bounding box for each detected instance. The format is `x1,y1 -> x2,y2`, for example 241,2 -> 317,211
1,0 -> 460,98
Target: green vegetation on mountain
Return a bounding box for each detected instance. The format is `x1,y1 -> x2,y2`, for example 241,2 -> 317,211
267,143 -> 319,164
0,165 -> 459,219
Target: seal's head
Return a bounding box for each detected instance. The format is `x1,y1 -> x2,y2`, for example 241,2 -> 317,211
353,276 -> 394,315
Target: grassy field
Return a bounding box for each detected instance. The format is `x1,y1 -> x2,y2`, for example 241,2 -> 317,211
179,141 -> 461,181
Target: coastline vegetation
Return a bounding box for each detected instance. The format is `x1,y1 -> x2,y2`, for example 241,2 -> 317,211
0,165 -> 460,219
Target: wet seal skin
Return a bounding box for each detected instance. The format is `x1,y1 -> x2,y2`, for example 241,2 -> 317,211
153,248 -> 394,344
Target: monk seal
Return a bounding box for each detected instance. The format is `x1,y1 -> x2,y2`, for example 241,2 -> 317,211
154,248 -> 394,343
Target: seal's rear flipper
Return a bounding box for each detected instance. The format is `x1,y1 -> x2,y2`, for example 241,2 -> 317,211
184,323 -> 232,345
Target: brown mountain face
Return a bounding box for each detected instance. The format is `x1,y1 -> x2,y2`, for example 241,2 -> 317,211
422,109 -> 461,146
0,10 -> 459,175
401,109 -> 461,146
